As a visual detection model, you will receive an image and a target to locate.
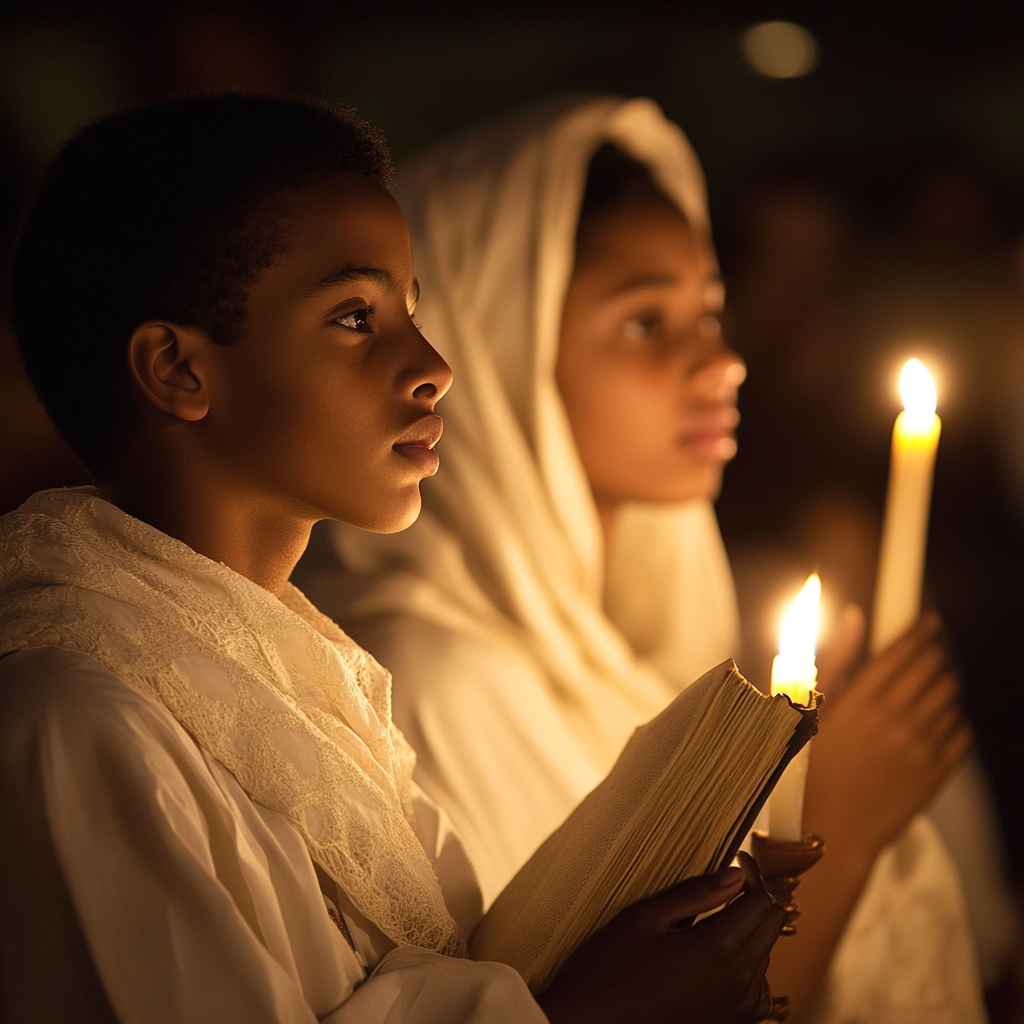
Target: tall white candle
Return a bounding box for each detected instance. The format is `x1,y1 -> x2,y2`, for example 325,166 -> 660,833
768,574 -> 820,841
870,359 -> 941,653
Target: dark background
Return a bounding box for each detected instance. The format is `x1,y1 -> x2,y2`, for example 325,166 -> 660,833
1,0 -> 1022,898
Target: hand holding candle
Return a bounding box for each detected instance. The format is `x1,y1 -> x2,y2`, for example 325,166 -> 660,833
768,574 -> 820,842
871,358 -> 941,653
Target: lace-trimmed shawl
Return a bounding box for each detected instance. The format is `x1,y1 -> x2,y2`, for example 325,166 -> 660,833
0,488 -> 465,957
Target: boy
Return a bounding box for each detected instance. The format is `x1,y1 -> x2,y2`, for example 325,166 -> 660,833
0,95 -> 784,1023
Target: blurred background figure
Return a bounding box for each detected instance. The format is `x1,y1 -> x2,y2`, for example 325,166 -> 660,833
0,0 -> 1021,1017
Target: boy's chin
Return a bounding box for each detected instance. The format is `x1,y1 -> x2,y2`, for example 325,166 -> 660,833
333,492 -> 423,535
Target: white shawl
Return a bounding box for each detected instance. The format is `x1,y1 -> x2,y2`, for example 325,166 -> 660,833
0,487 -> 465,958
322,95 -> 739,769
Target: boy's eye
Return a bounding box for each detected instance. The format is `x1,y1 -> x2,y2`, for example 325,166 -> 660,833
335,308 -> 372,332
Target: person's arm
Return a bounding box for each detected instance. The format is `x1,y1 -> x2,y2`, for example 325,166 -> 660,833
327,947 -> 549,1023
766,611 -> 972,1021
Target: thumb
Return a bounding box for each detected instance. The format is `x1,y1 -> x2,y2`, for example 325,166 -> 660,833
623,866 -> 745,932
817,603 -> 865,699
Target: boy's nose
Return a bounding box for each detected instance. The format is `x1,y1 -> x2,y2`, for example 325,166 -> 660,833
409,336 -> 453,404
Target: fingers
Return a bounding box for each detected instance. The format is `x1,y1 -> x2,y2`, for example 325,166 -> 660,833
936,718 -> 973,771
945,722 -> 974,768
735,850 -> 763,891
697,854 -> 782,956
913,668 -> 961,733
624,866 -> 745,932
883,641 -> 954,715
737,891 -> 787,965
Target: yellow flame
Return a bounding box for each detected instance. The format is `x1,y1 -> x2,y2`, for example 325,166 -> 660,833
900,358 -> 937,426
779,574 -> 821,662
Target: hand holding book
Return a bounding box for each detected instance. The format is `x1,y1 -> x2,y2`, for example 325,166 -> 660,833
537,853 -> 785,1024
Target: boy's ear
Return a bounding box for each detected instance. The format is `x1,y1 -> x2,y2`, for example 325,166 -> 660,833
127,322 -> 211,422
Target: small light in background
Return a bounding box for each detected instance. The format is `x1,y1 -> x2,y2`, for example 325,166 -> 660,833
742,21 -> 819,79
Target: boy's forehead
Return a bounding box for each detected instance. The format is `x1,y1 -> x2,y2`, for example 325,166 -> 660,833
274,175 -> 412,280
284,174 -> 404,241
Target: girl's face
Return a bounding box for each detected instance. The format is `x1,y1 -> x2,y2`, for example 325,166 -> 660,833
556,197 -> 745,513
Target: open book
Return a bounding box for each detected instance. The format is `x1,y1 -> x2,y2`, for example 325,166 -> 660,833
470,659 -> 819,993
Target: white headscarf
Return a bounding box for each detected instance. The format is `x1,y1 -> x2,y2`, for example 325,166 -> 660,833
325,95 -> 739,766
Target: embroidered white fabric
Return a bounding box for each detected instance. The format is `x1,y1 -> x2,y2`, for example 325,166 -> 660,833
0,487 -> 465,958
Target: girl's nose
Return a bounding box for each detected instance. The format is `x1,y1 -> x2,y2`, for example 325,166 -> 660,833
690,339 -> 746,402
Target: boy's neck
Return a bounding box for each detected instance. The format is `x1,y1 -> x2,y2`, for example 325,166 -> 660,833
108,462 -> 312,597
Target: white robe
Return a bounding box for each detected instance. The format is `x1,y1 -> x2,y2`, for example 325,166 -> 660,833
296,96 -> 993,1022
0,488 -> 547,1024
0,646 -> 547,1024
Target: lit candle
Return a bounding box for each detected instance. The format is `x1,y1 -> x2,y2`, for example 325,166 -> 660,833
870,359 -> 941,653
768,574 -> 820,841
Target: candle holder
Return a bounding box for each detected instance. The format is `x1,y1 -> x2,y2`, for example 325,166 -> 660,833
751,832 -> 825,935
752,832 -> 826,1021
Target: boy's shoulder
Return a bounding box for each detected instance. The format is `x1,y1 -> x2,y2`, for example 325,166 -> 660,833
0,647 -> 195,767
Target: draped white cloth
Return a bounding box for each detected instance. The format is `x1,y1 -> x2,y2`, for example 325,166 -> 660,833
297,95 -> 990,1022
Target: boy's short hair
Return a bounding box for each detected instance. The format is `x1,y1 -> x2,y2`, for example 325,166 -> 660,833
11,94 -> 393,477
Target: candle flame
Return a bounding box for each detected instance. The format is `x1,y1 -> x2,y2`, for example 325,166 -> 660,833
779,574 -> 821,662
900,358 -> 937,426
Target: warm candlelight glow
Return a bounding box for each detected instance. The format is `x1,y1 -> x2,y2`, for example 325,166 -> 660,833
771,574 -> 820,707
899,358 -> 938,431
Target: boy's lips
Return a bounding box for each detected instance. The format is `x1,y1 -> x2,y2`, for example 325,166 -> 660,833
393,415 -> 443,473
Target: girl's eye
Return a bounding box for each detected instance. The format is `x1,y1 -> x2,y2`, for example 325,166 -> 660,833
622,314 -> 660,341
335,308 -> 372,332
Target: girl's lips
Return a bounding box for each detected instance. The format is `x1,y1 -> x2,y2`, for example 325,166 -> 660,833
683,430 -> 738,461
679,408 -> 739,461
